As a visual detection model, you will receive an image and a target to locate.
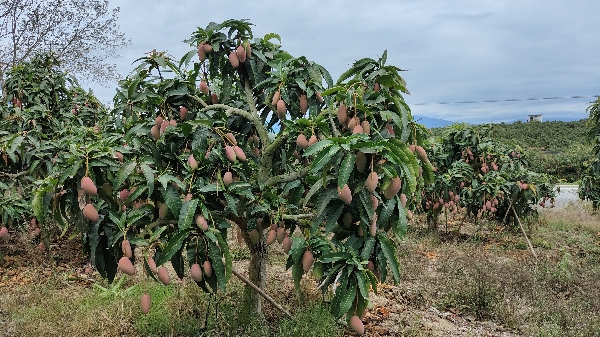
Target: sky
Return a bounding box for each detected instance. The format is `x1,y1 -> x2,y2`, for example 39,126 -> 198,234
92,0 -> 600,125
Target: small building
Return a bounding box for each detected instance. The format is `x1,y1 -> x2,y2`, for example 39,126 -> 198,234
528,114 -> 542,122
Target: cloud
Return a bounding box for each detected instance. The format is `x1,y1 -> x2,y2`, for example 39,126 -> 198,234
94,0 -> 600,124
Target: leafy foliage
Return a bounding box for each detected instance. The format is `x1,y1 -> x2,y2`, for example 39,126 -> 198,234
5,19 -> 432,323
579,96 -> 600,208
421,123 -> 558,227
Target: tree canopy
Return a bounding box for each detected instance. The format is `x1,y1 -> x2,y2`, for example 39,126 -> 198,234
0,0 -> 129,86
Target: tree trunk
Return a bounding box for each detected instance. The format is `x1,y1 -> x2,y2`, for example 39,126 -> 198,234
241,240 -> 268,320
427,214 -> 440,241
233,217 -> 269,321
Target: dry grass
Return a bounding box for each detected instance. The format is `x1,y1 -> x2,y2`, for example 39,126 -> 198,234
3,204 -> 600,336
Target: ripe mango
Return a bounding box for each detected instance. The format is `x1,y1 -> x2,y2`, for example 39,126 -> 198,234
355,152 -> 367,173
299,94 -> 308,115
349,316 -> 365,335
158,267 -> 170,285
233,146 -> 246,162
236,45 -> 246,63
276,99 -> 286,116
190,263 -> 203,282
122,239 -> 133,259
282,236 -> 292,253
337,103 -> 347,123
302,250 -> 314,272
337,184 -> 352,204
188,154 -> 198,170
147,258 -> 158,274
352,125 -> 364,134
196,214 -> 208,231
151,125 -> 160,140
81,176 -> 97,195
296,134 -> 309,149
400,193 -> 407,208
223,171 -> 233,186
179,106 -> 188,120
271,90 -> 280,106
366,172 -> 378,193
384,177 -> 401,200
203,261 -> 213,278
118,256 -> 135,276
225,145 -> 237,163
228,51 -> 239,68
0,227 -> 8,238
266,229 -> 276,245
361,120 -> 371,135
211,93 -> 218,104
140,294 -> 152,314
199,82 -> 209,95
276,227 -> 285,243
83,203 -> 99,222
308,135 -> 317,146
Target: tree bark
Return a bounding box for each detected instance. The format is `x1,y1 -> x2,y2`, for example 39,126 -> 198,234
427,214 -> 440,241
230,215 -> 270,320
241,239 -> 268,320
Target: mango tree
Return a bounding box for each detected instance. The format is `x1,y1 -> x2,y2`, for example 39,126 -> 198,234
579,96 -> 600,208
421,123 -> 557,235
0,53 -> 105,246
29,19 -> 432,334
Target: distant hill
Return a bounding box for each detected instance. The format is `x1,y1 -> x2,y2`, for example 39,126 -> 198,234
413,115 -> 453,128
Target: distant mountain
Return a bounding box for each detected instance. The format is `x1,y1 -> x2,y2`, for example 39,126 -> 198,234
413,115 -> 453,128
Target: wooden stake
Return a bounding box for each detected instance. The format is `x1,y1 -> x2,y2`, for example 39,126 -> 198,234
511,206 -> 538,260
231,269 -> 292,318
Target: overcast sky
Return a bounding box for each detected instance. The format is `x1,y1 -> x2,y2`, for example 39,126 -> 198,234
93,0 -> 600,124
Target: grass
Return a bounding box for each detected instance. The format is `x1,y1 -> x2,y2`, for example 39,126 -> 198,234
393,203 -> 600,336
3,203 -> 600,336
0,250 -> 342,337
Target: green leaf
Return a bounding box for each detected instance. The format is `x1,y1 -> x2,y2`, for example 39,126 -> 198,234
292,261 -> 303,292
360,236 -> 376,261
207,239 -> 227,290
113,160 -> 136,190
139,163 -> 155,197
337,152 -> 355,188
156,228 -> 191,266
214,231 -> 232,283
366,269 -> 378,294
338,278 -> 356,318
162,185 -> 182,218
158,174 -> 186,190
224,193 -> 238,216
324,203 -> 344,234
359,190 -> 374,222
393,197 -> 408,240
303,178 -> 324,207
289,236 -> 306,263
178,199 -> 198,231
310,144 -> 340,173
320,252 -> 352,263
303,139 -> 333,157
355,270 -> 370,300
377,198 -> 396,229
377,234 -> 401,284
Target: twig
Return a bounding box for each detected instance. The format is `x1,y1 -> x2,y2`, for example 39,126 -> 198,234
231,269 -> 292,318
511,206 -> 538,260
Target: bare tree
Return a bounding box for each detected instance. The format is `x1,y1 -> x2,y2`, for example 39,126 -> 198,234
0,0 -> 130,86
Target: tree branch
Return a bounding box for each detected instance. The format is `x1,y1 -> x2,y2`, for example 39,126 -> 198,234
186,94 -> 209,109
328,107 -> 340,137
264,166 -> 311,187
282,213 -> 314,221
139,220 -> 177,237
263,132 -> 288,157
